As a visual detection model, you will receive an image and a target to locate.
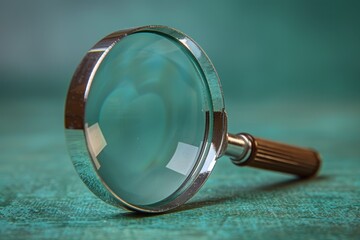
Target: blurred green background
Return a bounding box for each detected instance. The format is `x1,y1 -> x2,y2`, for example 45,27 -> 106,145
1,0 -> 359,239
1,0 -> 359,101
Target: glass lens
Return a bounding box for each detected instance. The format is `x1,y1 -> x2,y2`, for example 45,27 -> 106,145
84,32 -> 210,206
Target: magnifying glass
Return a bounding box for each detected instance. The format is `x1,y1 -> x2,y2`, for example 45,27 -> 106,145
65,26 -> 321,213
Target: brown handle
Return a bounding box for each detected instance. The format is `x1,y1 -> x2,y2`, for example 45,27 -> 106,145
228,133 -> 321,178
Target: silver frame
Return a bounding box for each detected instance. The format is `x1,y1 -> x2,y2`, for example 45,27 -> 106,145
65,26 -> 227,213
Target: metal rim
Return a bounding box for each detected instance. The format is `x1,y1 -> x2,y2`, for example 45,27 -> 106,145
65,25 -> 227,213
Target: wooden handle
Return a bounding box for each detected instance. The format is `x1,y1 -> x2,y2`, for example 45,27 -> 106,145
231,133 -> 321,178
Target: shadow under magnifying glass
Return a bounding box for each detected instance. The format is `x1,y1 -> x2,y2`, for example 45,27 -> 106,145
114,175 -> 331,219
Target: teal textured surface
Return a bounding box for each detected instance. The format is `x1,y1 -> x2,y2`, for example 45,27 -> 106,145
0,97 -> 359,239
1,0 -> 360,239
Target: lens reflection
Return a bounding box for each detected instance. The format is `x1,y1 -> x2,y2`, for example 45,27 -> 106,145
84,32 -> 209,205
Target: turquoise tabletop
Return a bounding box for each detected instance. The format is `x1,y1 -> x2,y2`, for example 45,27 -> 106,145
0,1 -> 359,239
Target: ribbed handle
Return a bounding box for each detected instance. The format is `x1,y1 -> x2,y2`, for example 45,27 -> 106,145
231,133 -> 321,178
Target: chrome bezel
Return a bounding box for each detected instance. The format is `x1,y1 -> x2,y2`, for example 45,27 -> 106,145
65,25 -> 227,213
